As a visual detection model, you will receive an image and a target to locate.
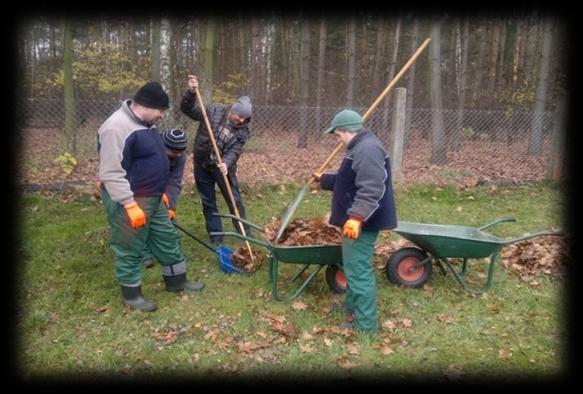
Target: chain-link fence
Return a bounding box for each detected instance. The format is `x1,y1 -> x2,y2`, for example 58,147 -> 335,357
18,96 -> 564,187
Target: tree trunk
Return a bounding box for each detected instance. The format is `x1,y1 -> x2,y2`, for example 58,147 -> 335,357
63,18 -> 76,154
345,16 -> 357,107
382,15 -> 401,136
404,17 -> 419,149
487,18 -> 500,94
529,17 -> 553,156
429,17 -> 447,165
159,17 -> 175,124
251,16 -> 262,103
150,17 -> 161,81
315,16 -> 327,132
453,17 -> 469,152
472,24 -> 487,104
202,17 -> 215,104
298,15 -> 311,148
371,15 -> 386,101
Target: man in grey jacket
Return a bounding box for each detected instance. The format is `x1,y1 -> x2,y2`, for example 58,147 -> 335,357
315,109 -> 397,333
180,75 -> 252,245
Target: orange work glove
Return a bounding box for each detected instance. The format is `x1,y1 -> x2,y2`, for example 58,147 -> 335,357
124,201 -> 146,229
161,194 -> 176,219
342,218 -> 362,240
161,193 -> 170,208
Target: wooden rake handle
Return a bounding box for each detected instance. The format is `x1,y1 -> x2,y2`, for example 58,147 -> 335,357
312,38 -> 431,179
193,87 -> 255,263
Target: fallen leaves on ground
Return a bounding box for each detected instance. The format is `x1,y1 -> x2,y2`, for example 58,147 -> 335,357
501,233 -> 569,283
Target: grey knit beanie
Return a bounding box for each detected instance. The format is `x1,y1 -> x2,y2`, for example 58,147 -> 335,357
231,96 -> 252,118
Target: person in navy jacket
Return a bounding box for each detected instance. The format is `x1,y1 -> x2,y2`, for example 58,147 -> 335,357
315,109 -> 397,333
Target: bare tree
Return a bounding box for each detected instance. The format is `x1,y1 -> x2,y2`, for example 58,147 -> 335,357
429,16 -> 447,165
529,16 -> 553,156
63,18 -> 76,154
315,15 -> 327,132
298,15 -> 311,148
345,16 -> 357,107
452,16 -> 469,152
150,17 -> 161,81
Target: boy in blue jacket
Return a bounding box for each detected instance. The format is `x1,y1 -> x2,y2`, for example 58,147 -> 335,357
142,128 -> 188,269
316,109 -> 397,333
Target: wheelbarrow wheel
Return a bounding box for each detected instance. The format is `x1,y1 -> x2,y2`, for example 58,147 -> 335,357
325,265 -> 347,293
386,247 -> 432,288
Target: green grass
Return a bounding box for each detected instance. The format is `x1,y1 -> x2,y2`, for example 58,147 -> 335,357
17,182 -> 568,380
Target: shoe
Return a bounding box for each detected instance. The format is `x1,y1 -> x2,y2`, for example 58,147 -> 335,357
340,321 -> 354,330
163,273 -> 205,292
143,259 -> 154,269
121,285 -> 157,312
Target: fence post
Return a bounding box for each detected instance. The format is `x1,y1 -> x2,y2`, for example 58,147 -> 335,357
546,93 -> 567,181
391,87 -> 407,182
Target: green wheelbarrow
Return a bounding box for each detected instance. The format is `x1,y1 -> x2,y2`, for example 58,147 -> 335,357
210,213 -> 347,301
386,217 -> 563,294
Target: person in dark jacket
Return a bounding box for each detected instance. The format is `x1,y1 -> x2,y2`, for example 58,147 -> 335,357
142,128 -> 188,269
98,82 -> 204,313
315,109 -> 397,333
180,74 -> 252,245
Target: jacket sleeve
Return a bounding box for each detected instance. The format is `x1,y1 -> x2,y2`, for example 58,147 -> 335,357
165,155 -> 186,210
320,173 -> 336,191
98,126 -> 134,205
180,90 -> 204,122
347,145 -> 387,221
221,127 -> 250,168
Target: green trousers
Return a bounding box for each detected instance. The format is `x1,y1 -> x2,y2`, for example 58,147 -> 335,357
342,230 -> 379,333
101,190 -> 185,285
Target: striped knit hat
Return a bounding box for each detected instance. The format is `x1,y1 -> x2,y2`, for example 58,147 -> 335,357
162,129 -> 187,151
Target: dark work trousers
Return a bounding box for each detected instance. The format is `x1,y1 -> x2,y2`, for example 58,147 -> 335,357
194,161 -> 251,243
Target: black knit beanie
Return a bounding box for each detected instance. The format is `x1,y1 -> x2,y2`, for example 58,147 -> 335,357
162,129 -> 187,151
133,82 -> 169,109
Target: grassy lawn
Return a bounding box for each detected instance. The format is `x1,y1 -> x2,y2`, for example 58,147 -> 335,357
16,181 -> 568,381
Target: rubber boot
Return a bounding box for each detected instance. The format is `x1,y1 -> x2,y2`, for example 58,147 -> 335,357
121,285 -> 157,312
163,273 -> 205,292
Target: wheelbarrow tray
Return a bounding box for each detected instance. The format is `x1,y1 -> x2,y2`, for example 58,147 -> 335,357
394,221 -> 505,259
271,244 -> 342,265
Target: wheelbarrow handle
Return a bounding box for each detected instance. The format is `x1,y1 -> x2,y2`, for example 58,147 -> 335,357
506,230 -> 563,245
478,217 -> 516,231
211,213 -> 266,232
211,231 -> 272,249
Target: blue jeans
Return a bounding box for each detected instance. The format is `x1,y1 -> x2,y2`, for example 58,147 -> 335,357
194,160 -> 251,243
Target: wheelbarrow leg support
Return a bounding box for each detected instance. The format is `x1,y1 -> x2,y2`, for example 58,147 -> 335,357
270,256 -> 324,302
438,254 -> 498,294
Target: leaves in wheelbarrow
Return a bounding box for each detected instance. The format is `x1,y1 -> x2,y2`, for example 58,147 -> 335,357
501,233 -> 570,283
264,214 -> 342,246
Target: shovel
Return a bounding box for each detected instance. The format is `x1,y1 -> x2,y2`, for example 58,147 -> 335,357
172,220 -> 245,274
193,86 -> 256,264
274,38 -> 432,242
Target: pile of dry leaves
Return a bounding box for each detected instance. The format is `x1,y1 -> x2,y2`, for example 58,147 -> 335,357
263,214 -> 342,246
501,234 -> 569,284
